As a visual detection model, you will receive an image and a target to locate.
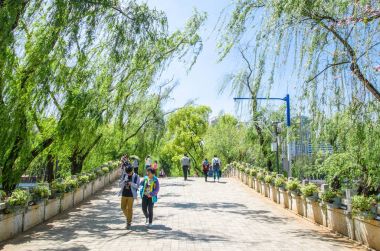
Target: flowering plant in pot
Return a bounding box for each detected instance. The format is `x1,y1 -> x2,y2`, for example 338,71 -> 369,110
101,167 -> 110,173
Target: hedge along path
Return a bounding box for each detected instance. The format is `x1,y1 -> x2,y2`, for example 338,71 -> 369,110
0,177 -> 365,251
0,168 -> 121,243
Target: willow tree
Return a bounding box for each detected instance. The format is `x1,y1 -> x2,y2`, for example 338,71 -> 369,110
219,0 -> 380,192
0,0 -> 205,191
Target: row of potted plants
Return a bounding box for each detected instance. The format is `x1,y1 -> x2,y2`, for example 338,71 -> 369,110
231,161 -> 379,219
0,162 -> 118,213
229,162 -> 380,250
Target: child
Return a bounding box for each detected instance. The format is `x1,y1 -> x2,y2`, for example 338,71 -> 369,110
140,168 -> 160,227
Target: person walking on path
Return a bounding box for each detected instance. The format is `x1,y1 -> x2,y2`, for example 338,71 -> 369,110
181,153 -> 191,181
202,158 -> 210,182
132,157 -> 139,175
212,155 -> 221,182
145,155 -> 152,169
119,166 -> 140,229
139,168 -> 160,227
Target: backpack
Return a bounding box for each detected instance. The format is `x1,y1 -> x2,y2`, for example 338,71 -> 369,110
202,161 -> 209,171
213,158 -> 220,168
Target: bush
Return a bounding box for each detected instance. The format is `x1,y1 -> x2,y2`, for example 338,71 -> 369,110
264,174 -> 274,184
257,172 -> 265,181
274,177 -> 287,188
102,167 -> 110,173
96,169 -> 104,176
8,189 -> 29,207
0,190 -> 6,201
64,177 -> 79,192
32,184 -> 51,200
88,172 -> 97,181
286,179 -> 301,192
320,190 -> 338,204
351,195 -> 377,218
250,169 -> 257,177
51,180 -> 66,194
78,175 -> 90,185
301,183 -> 318,198
245,167 -> 250,174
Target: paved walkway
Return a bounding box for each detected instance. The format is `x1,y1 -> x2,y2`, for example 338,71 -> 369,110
1,178 -> 364,251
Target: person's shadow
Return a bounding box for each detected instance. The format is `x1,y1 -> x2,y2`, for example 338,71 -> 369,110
131,224 -> 172,232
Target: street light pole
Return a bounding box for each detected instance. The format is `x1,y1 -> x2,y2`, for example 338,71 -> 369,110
234,94 -> 292,176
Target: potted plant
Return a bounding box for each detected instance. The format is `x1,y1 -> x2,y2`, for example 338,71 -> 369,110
7,189 -> 29,212
351,195 -> 378,220
286,179 -> 301,196
250,169 -> 258,189
78,175 -> 90,186
275,176 -> 287,189
101,167 -> 110,173
320,190 -> 341,208
31,184 -> 51,204
51,180 -> 66,198
301,183 -> 319,202
64,177 -> 79,192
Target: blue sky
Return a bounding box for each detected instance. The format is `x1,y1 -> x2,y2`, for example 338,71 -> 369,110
145,0 -> 296,120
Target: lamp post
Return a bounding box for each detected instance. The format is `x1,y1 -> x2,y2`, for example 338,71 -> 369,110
233,94 -> 292,176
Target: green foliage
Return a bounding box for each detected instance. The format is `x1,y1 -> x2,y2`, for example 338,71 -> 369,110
8,189 -> 29,207
351,195 -> 377,218
78,175 -> 90,185
88,172 -> 97,181
101,167 -> 110,173
250,168 -> 258,177
320,190 -> 339,204
32,184 -> 51,200
264,174 -> 274,184
257,172 -> 265,181
0,190 -> 6,200
96,169 -> 104,177
160,106 -> 211,175
286,179 -> 301,192
245,167 -> 251,174
51,180 -> 66,194
301,183 -> 318,198
274,177 -> 287,188
64,177 -> 79,192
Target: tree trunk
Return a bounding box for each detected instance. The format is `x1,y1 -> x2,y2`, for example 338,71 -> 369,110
45,154 -> 54,183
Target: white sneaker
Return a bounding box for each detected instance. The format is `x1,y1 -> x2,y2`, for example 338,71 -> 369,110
147,223 -> 153,228
145,218 -> 149,226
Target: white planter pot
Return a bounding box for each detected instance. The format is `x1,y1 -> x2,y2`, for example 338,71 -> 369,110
44,198 -> 60,220
23,201 -> 45,231
0,211 -> 24,242
60,192 -> 74,212
73,187 -> 84,205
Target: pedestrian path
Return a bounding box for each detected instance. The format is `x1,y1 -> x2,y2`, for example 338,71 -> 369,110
1,178 -> 364,251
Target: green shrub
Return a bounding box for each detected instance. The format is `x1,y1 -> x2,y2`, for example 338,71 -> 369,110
8,189 -> 29,207
301,183 -> 318,198
245,167 -> 250,174
274,177 -> 287,188
264,175 -> 274,184
0,190 -> 6,201
102,167 -> 110,173
78,175 -> 90,185
51,180 -> 66,194
64,177 -> 79,192
257,172 -> 265,181
250,169 -> 257,177
88,172 -> 97,181
351,195 -> 377,217
320,190 -> 338,204
32,184 -> 51,200
286,179 -> 301,192
96,169 -> 104,176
